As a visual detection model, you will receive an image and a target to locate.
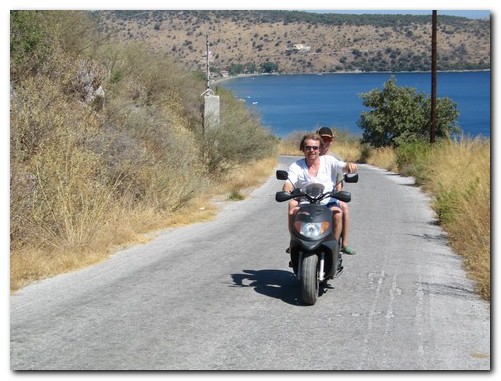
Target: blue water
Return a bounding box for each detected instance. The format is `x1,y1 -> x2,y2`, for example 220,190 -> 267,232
220,71 -> 490,138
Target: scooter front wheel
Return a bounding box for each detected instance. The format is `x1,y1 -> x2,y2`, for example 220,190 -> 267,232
300,254 -> 319,305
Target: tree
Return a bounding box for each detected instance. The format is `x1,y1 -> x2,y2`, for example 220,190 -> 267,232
357,77 -> 461,147
10,11 -> 51,79
245,62 -> 257,73
228,63 -> 244,75
260,61 -> 278,73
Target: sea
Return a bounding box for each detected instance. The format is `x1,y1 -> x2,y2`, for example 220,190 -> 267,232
219,71 -> 490,139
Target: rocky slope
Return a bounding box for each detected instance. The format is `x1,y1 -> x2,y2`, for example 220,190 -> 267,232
95,10 -> 490,76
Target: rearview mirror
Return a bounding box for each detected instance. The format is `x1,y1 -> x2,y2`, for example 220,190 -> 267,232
276,170 -> 289,180
344,173 -> 358,183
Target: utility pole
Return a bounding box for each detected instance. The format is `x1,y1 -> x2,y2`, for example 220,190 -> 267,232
206,33 -> 210,91
430,10 -> 437,144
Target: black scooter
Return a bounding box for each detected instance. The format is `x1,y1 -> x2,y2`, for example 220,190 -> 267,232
275,170 -> 358,305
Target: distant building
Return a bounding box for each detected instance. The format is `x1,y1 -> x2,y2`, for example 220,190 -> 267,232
292,44 -> 311,52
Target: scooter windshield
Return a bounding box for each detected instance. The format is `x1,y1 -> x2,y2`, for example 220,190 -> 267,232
304,183 -> 325,199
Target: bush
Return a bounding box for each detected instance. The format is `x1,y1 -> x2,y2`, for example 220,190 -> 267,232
202,88 -> 277,174
11,75 -> 111,249
10,11 -> 52,79
395,140 -> 432,183
10,10 -> 278,255
358,77 -> 461,148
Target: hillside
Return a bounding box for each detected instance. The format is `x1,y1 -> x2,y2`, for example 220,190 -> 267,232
10,10 -> 277,289
94,10 -> 490,76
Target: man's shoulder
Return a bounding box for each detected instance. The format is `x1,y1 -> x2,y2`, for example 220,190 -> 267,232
322,154 -> 346,171
322,154 -> 339,163
290,158 -> 305,168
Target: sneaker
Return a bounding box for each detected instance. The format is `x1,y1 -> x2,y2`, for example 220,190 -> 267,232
341,245 -> 356,255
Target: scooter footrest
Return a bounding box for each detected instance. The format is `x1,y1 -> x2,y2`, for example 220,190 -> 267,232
335,266 -> 344,277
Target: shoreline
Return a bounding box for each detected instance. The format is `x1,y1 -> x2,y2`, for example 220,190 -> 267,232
211,69 -> 491,86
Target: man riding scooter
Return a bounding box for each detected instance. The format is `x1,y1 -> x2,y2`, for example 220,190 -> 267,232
283,132 -> 357,245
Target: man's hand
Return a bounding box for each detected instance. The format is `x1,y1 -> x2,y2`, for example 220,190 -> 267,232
283,181 -> 294,193
345,162 -> 358,173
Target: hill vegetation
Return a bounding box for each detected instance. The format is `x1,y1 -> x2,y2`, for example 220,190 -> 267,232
10,10 -> 276,290
94,10 -> 490,75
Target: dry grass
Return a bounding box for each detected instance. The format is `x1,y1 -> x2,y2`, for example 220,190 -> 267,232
10,11 -> 279,292
10,156 -> 277,291
277,139 -> 301,156
222,156 -> 278,193
363,146 -> 398,172
330,139 -> 362,162
423,139 -> 490,300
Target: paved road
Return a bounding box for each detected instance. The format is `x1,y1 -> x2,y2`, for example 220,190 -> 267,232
10,156 -> 490,370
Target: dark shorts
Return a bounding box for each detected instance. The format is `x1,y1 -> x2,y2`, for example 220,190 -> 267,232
326,199 -> 341,209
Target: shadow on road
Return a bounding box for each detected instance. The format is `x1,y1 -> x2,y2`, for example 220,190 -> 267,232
230,269 -> 302,305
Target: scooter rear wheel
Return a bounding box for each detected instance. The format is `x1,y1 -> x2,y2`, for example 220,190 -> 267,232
300,254 -> 319,305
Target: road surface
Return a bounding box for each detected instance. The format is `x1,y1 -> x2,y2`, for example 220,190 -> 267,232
10,156 -> 490,370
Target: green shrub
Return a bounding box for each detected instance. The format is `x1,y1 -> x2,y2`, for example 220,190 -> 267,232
10,11 -> 52,79
201,88 -> 277,175
358,77 -> 460,148
395,140 -> 432,183
434,187 -> 461,225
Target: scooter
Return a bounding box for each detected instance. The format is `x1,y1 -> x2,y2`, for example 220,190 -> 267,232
275,170 -> 358,305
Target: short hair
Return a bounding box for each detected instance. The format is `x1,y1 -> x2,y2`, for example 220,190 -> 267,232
299,133 -> 324,151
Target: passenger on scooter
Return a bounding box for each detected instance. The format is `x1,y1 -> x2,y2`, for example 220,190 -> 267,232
283,133 -> 358,242
316,127 -> 356,255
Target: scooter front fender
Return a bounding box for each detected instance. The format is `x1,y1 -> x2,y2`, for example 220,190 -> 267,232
290,239 -> 338,277
292,237 -> 336,252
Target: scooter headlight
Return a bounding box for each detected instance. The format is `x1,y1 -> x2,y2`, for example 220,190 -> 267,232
295,221 -> 330,238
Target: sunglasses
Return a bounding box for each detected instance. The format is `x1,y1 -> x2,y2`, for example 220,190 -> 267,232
304,145 -> 320,151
